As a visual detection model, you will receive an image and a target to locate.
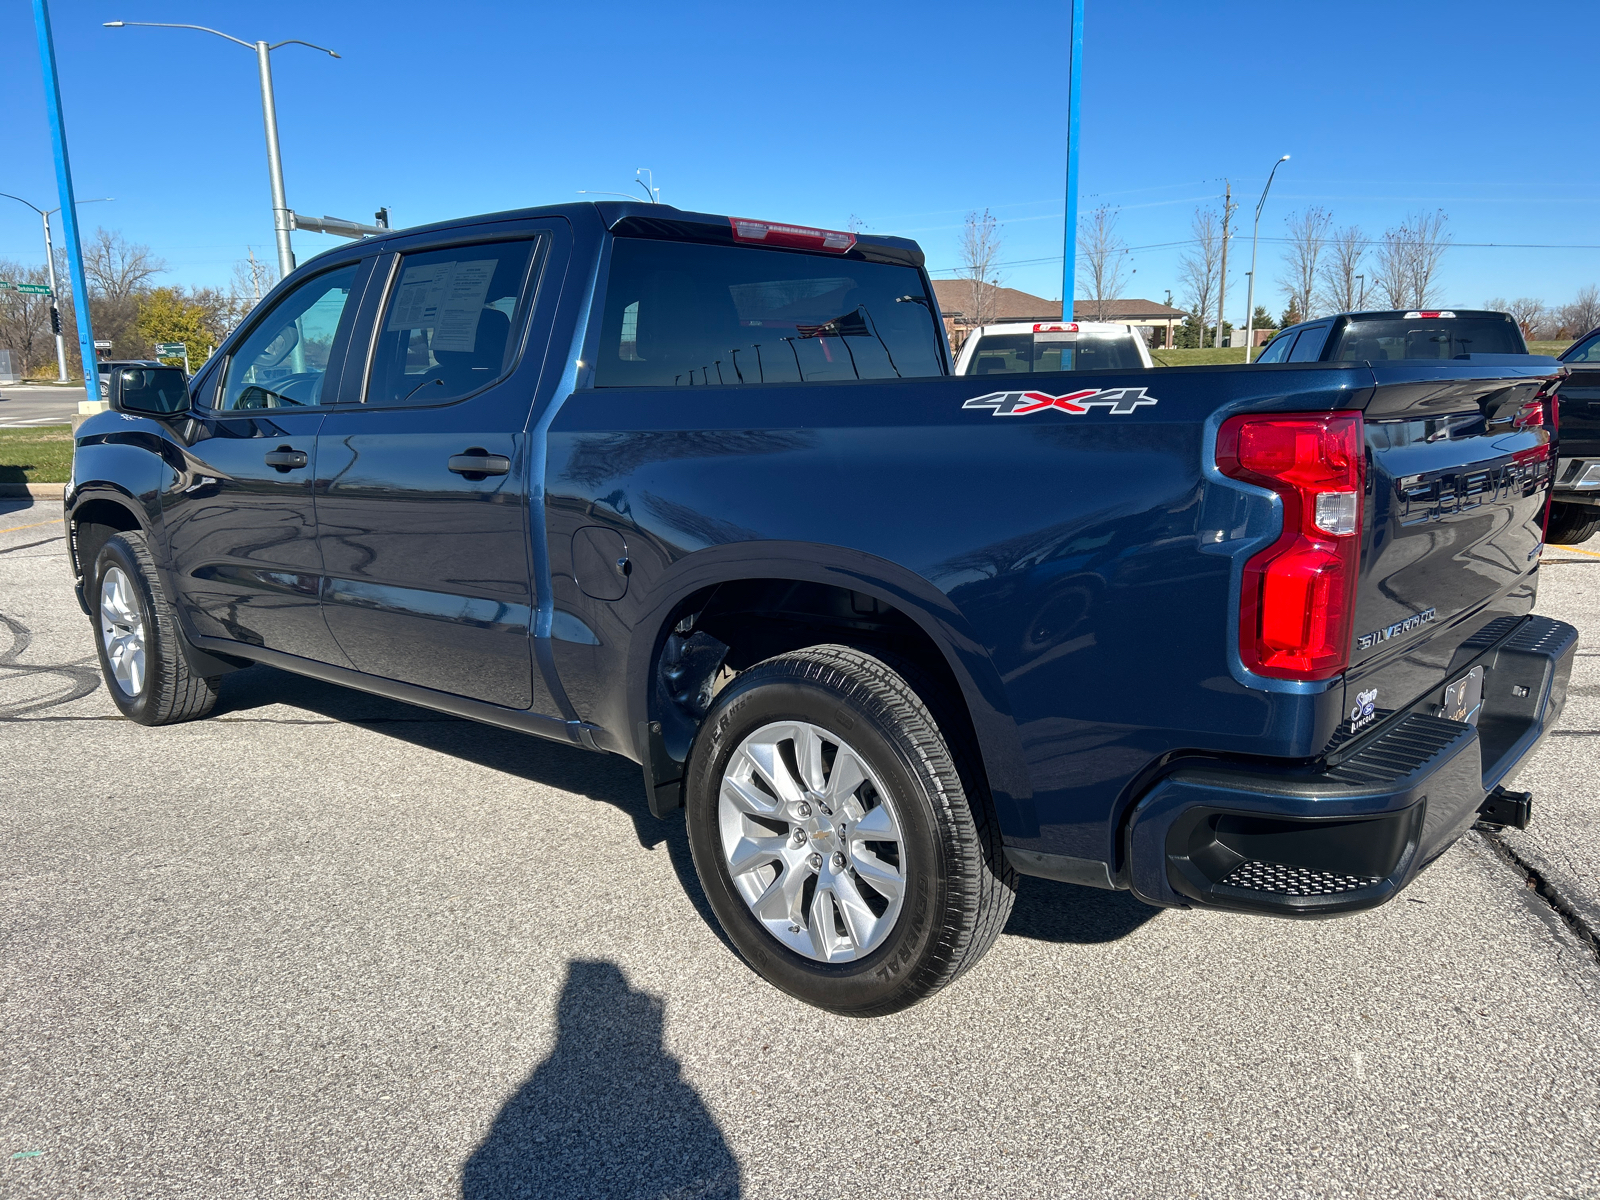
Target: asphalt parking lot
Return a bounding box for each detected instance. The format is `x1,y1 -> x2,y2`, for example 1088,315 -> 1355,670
3,497 -> 1598,1199
0,385 -> 85,428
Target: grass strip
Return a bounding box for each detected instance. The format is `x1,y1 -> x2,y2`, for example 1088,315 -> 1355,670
0,424 -> 74,484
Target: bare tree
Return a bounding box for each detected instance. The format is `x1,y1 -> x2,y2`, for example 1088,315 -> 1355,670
1177,207 -> 1221,346
1375,210 -> 1451,309
958,209 -> 1004,336
1278,207 -> 1332,321
0,259 -> 57,376
83,227 -> 165,301
1404,210 -> 1451,308
1504,297 -> 1544,339
1556,285 -> 1600,337
1077,205 -> 1127,322
1318,224 -> 1365,313
225,250 -> 278,333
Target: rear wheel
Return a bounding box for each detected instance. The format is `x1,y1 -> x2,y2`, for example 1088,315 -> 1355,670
684,645 -> 1015,1016
91,531 -> 220,725
1547,502 -> 1600,546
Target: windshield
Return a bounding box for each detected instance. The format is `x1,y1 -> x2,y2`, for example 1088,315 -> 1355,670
595,238 -> 944,386
1327,317 -> 1524,361
963,332 -> 1144,374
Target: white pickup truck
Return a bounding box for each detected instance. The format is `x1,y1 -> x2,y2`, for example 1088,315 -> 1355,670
953,320 -> 1154,375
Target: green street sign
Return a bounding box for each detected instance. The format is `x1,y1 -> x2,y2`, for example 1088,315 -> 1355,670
15,283 -> 52,296
0,281 -> 12,291
155,342 -> 187,355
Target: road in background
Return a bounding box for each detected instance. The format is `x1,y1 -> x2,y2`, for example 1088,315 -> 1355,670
2,498 -> 1597,1199
0,385 -> 85,428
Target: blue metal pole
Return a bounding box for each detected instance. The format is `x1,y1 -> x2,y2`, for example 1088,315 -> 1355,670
1061,0 -> 1083,321
32,0 -> 97,385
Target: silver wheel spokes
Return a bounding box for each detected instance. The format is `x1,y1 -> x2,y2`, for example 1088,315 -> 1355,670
718,720 -> 906,963
99,566 -> 147,696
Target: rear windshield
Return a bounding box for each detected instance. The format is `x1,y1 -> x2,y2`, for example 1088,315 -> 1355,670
964,332 -> 1143,374
1327,317 -> 1524,361
595,238 -> 944,386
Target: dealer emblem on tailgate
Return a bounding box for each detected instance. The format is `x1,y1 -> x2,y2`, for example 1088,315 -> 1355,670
962,386 -> 1159,416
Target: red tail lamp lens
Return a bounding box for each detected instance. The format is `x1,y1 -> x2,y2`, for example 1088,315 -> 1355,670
1217,412 -> 1365,680
728,218 -> 855,254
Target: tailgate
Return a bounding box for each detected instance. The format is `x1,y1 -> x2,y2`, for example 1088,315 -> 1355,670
1342,365 -> 1556,733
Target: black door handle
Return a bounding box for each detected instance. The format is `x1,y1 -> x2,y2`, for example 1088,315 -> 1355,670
448,452 -> 511,478
264,447 -> 308,471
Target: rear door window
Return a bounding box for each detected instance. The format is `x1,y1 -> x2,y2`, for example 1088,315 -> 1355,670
364,239 -> 540,406
595,238 -> 944,386
1254,332 -> 1297,363
1562,333 -> 1600,363
1287,324 -> 1330,362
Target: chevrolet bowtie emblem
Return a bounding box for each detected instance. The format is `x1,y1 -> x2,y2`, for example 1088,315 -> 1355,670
962,386 -> 1159,416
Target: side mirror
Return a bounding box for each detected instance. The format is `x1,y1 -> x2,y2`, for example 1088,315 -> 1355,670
110,366 -> 192,416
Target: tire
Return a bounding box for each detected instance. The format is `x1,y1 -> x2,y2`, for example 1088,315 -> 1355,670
684,645 -> 1016,1016
91,531 -> 220,725
1547,502 -> 1600,547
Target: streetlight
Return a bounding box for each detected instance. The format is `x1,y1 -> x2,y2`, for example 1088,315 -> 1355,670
1355,274 -> 1366,310
104,21 -> 339,279
1241,154 -> 1290,363
0,192 -> 112,382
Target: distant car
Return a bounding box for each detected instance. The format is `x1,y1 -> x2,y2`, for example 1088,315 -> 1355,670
1549,327 -> 1600,544
1253,309 -> 1528,364
954,320 -> 1154,374
96,359 -> 165,402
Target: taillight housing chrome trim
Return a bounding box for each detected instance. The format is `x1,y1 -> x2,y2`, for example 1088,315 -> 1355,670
1216,411 -> 1365,681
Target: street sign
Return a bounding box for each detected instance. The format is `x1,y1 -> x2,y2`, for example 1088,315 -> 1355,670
15,283 -> 52,295
0,281 -> 12,291
155,342 -> 186,356
93,340 -> 113,350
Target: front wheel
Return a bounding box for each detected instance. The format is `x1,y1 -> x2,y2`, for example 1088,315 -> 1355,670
684,645 -> 1015,1016
91,531 -> 220,725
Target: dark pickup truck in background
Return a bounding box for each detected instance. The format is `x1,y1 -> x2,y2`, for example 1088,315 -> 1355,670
68,203 -> 1577,1015
1550,327 -> 1600,544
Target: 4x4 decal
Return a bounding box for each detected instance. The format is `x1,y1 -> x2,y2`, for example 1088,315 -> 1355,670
962,386 -> 1158,416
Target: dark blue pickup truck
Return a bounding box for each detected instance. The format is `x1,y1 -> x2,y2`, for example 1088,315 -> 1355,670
69,203 -> 1577,1014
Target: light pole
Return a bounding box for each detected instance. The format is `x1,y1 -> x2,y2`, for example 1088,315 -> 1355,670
1355,273 -> 1366,310
1061,0 -> 1084,320
1241,154 -> 1289,363
105,21 -> 339,279
0,193 -> 112,382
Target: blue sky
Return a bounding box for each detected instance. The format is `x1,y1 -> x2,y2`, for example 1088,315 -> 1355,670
3,0 -> 1597,320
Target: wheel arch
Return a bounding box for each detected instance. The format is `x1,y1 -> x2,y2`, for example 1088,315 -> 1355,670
66,487 -> 149,583
625,541 -> 1036,837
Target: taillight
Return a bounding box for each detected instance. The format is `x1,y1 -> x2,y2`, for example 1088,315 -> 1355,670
728,218 -> 855,254
1217,412 -> 1365,680
1033,323 -> 1079,333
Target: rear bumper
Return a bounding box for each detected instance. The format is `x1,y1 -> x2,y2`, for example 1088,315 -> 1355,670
1554,456 -> 1600,506
1125,615 -> 1578,916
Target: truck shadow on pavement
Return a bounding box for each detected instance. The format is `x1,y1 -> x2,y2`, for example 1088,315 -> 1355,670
212,665 -> 1158,947
460,958 -> 741,1200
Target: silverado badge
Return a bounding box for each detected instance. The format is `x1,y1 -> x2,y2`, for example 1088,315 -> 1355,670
962,386 -> 1158,416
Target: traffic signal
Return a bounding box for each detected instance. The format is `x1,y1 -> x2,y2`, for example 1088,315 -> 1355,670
49,305 -> 61,335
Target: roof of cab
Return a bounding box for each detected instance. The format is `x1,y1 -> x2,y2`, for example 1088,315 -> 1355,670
299,201 -> 924,270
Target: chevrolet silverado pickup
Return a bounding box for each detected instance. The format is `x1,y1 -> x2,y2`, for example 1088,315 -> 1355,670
68,203 -> 1577,1015
1549,326 -> 1600,544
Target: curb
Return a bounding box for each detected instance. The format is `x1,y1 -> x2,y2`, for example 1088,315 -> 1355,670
0,483 -> 65,499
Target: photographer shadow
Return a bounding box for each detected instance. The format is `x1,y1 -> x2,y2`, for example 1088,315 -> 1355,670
461,959 -> 740,1200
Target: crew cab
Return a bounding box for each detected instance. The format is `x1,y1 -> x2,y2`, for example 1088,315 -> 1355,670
67,203 -> 1576,1015
955,319 -> 1153,374
1255,308 -> 1528,364
1549,327 -> 1600,544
